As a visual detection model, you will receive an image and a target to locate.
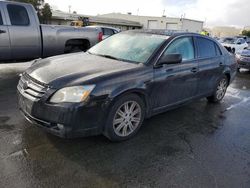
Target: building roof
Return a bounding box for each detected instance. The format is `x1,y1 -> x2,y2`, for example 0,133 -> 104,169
99,13 -> 204,24
52,10 -> 142,27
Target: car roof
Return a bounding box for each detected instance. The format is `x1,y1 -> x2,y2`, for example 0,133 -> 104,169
123,29 -> 202,37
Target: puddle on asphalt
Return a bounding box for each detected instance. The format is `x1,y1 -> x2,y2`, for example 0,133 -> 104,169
0,116 -> 10,123
0,116 -> 16,131
7,148 -> 29,159
226,97 -> 250,111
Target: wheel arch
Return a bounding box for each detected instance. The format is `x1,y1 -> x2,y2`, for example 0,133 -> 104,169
109,88 -> 150,117
222,68 -> 231,85
64,38 -> 90,52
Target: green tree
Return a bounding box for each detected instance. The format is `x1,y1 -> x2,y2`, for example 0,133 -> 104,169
242,30 -> 250,37
41,3 -> 52,24
9,0 -> 52,24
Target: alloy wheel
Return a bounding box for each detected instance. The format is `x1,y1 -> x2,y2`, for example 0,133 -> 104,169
113,101 -> 142,137
216,79 -> 228,100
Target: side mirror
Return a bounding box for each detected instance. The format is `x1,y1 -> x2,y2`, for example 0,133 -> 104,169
157,54 -> 182,66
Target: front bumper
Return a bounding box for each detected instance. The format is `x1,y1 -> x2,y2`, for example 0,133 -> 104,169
17,91 -> 109,138
237,59 -> 250,69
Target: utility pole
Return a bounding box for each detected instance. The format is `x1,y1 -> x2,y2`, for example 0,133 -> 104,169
68,5 -> 71,13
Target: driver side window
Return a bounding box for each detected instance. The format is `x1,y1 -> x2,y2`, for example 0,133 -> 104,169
162,37 -> 195,61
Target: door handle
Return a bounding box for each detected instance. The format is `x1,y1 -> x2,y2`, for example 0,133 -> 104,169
0,30 -> 6,34
219,62 -> 223,66
191,67 -> 198,73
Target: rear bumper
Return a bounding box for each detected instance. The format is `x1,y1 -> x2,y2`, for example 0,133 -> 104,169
18,91 -> 109,138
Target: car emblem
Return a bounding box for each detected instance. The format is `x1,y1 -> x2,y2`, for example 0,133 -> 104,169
22,81 -> 29,90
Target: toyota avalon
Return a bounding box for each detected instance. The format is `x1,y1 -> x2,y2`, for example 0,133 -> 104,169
17,30 -> 237,141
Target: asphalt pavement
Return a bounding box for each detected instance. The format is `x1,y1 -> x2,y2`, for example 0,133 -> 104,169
0,63 -> 250,188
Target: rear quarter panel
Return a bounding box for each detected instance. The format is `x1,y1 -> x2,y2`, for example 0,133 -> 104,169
41,25 -> 99,57
224,52 -> 237,83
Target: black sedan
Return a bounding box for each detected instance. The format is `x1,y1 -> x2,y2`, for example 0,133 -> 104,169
236,48 -> 250,71
17,30 -> 237,141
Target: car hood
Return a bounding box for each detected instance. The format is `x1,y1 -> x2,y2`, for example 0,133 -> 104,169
26,53 -> 141,87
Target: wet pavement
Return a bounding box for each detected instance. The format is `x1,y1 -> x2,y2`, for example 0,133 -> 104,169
0,63 -> 250,188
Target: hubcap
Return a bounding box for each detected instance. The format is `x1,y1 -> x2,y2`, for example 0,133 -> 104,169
113,101 -> 142,137
216,79 -> 227,100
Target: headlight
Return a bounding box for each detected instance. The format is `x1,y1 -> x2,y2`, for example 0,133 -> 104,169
50,85 -> 95,103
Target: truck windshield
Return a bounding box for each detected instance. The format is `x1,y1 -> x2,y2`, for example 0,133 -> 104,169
88,33 -> 168,64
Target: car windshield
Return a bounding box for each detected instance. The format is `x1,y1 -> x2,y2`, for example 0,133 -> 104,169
88,33 -> 168,64
221,38 -> 236,44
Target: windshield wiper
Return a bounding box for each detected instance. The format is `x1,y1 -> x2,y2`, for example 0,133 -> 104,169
88,52 -> 140,64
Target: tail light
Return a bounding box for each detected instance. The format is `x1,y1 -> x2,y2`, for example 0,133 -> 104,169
98,32 -> 103,42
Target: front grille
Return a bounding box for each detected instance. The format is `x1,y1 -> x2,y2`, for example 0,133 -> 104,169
17,73 -> 48,101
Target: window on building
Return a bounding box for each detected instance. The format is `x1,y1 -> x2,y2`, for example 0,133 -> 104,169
196,37 -> 216,58
7,4 -> 30,26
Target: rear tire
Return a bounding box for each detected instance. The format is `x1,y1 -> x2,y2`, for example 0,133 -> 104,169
207,75 -> 229,103
103,94 -> 145,142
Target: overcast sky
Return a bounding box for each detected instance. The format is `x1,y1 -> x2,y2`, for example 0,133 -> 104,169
46,0 -> 249,28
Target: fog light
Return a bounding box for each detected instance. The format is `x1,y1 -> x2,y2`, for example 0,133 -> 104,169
57,124 -> 64,130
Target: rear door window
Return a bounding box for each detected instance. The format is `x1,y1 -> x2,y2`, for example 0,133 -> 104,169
196,37 -> 216,58
163,37 -> 195,61
215,43 -> 222,56
7,4 -> 30,26
0,11 -> 3,25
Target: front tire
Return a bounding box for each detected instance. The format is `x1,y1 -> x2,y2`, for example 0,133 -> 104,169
207,76 -> 228,103
103,94 -> 145,142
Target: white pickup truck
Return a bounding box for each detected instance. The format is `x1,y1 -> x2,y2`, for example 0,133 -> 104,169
0,1 -> 101,61
220,37 -> 248,54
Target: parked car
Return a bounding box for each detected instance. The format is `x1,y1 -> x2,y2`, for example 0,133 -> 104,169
0,1 -> 100,61
220,37 -> 248,53
85,26 -> 120,40
236,48 -> 250,71
17,30 -> 237,141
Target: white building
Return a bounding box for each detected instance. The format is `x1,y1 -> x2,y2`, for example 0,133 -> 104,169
98,13 -> 204,33
244,26 -> 250,30
211,26 -> 242,37
50,10 -> 142,30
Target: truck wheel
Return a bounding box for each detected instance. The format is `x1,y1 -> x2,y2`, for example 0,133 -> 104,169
69,46 -> 82,53
207,75 -> 228,103
103,94 -> 145,142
